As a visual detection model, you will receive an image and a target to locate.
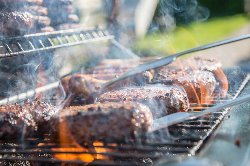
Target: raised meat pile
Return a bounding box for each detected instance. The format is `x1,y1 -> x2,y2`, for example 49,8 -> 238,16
97,84 -> 189,118
49,102 -> 153,144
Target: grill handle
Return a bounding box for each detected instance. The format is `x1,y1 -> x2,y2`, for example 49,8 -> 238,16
101,34 -> 250,92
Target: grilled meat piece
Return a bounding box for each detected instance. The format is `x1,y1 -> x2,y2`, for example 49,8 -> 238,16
0,10 -> 51,36
64,71 -> 154,105
154,57 -> 228,103
0,11 -> 34,36
155,66 -> 217,104
0,104 -> 35,140
25,5 -> 48,16
50,102 -> 153,144
98,84 -> 189,118
0,100 -> 56,140
191,56 -> 228,98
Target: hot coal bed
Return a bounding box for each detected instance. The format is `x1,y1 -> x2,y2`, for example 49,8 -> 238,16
0,28 -> 249,166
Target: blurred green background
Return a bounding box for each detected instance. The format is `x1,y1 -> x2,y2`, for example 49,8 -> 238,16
133,0 -> 249,56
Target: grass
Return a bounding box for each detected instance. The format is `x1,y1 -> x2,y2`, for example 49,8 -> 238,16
134,14 -> 249,56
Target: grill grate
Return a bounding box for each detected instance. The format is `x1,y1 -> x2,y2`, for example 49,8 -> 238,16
0,29 -> 113,58
0,74 -> 248,166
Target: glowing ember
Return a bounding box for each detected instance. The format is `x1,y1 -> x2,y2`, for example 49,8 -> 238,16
93,142 -> 110,160
52,119 -> 95,163
53,147 -> 94,162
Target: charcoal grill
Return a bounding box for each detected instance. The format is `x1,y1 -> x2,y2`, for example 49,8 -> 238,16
0,28 -> 249,166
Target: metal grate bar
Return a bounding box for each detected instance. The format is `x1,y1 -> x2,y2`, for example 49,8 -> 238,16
0,29 -> 113,58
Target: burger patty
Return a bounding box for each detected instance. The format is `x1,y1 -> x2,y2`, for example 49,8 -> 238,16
97,84 -> 189,118
154,66 -> 217,104
154,57 -> 228,103
0,100 -> 56,140
191,56 -> 229,98
49,102 -> 153,144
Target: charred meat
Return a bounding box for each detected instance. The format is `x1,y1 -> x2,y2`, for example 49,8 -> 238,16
50,102 -> 153,144
0,11 -> 34,36
98,84 -> 189,118
0,100 -> 56,140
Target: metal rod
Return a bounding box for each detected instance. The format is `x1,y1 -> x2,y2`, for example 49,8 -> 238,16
150,93 -> 250,132
111,39 -> 140,59
0,81 -> 60,105
101,34 -> 250,91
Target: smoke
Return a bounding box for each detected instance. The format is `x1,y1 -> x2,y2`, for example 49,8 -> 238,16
150,0 -> 209,32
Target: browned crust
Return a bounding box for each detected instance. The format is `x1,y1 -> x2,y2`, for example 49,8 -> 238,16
98,84 -> 189,118
49,102 -> 153,144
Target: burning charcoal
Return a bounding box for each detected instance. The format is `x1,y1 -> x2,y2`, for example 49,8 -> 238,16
98,84 -> 190,118
49,102 -> 153,144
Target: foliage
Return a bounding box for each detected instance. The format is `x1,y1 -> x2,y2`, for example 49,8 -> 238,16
134,15 -> 249,56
